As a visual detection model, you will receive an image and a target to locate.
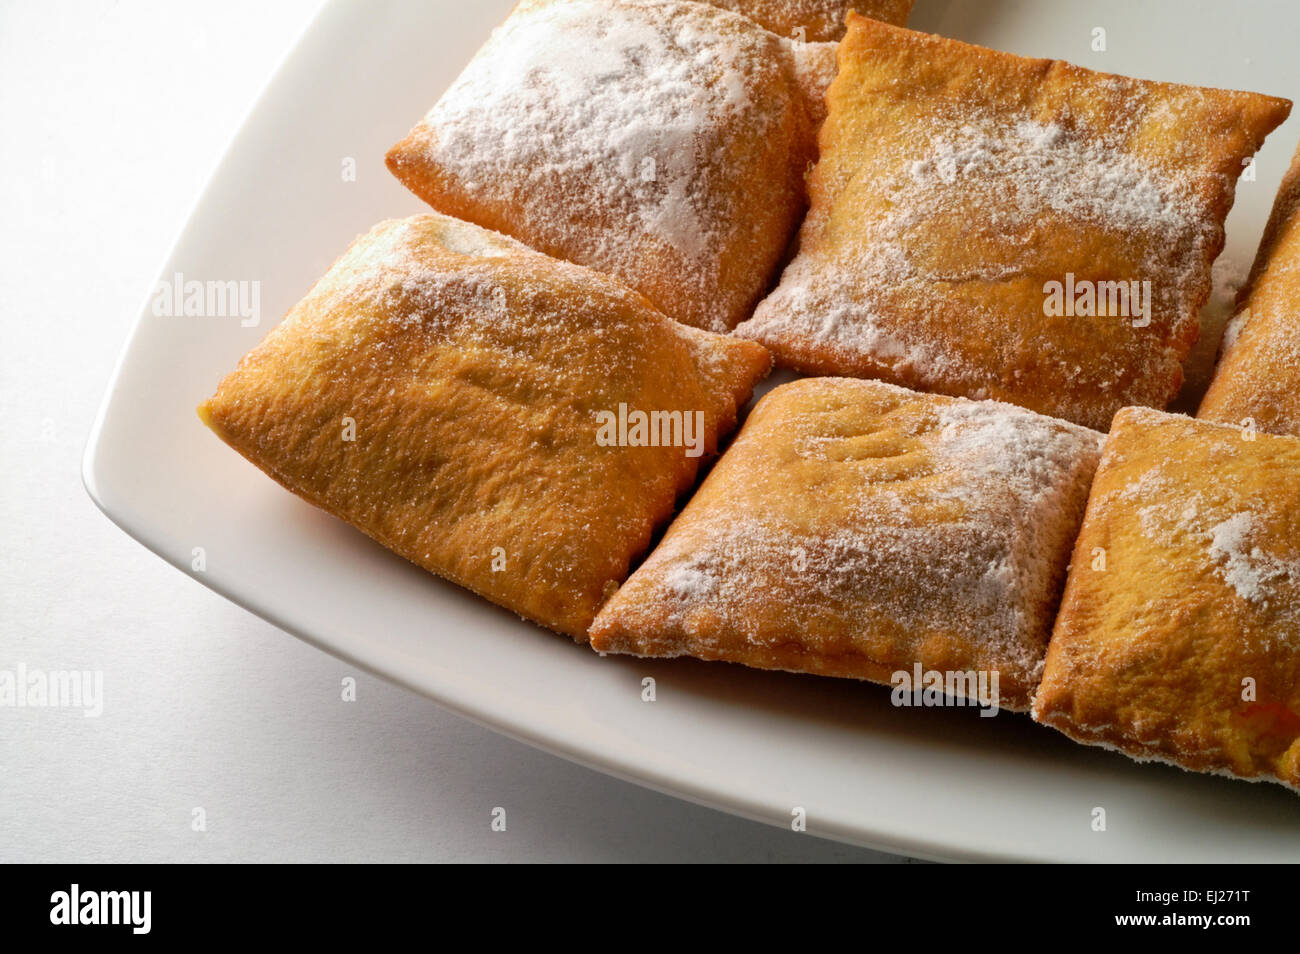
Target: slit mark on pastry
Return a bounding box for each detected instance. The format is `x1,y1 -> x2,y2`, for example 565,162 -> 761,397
589,377 -> 1103,710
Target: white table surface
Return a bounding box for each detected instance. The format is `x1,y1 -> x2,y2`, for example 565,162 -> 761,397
0,0 -> 904,863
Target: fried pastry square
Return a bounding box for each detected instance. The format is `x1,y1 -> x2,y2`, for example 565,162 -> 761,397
1033,408 -> 1300,792
198,214 -> 770,639
589,377 -> 1103,709
1198,139 -> 1300,436
691,0 -> 912,40
735,15 -> 1291,430
385,0 -> 820,333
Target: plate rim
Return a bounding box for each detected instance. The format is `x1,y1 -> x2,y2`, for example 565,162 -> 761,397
83,0 -> 977,863
82,0 -> 1300,864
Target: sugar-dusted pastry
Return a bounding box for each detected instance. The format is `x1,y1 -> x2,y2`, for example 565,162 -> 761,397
1198,140 -> 1300,436
198,214 -> 770,639
788,37 -> 839,130
734,15 -> 1292,430
1034,408 -> 1300,793
689,0 -> 912,40
385,0 -> 820,333
589,377 -> 1103,710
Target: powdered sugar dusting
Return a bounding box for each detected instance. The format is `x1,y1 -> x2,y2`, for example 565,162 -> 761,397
691,0 -> 910,41
1116,415 -> 1300,641
1198,149 -> 1300,432
1129,477 -> 1297,609
663,562 -> 718,601
603,380 -> 1103,700
300,215 -> 758,417
1218,306 -> 1252,358
428,1 -> 724,257
906,121 -> 1196,235
1208,512 -> 1300,605
310,216 -> 620,342
737,106 -> 1224,421
404,0 -> 811,331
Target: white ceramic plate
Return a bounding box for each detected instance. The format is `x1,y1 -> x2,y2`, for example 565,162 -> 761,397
84,0 -> 1300,862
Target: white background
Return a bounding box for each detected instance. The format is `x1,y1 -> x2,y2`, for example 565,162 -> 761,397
0,0 -> 904,863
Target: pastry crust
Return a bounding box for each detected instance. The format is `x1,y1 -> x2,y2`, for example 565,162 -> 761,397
1198,139 -> 1300,436
198,214 -> 770,639
1033,407 -> 1300,792
691,0 -> 913,40
589,377 -> 1102,710
734,14 -> 1292,430
788,37 -> 839,130
385,0 -> 819,333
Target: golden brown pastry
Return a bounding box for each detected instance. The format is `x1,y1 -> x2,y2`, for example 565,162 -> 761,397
385,0 -> 819,333
1198,139 -> 1300,436
589,377 -> 1103,710
1033,407 -> 1300,793
734,14 -> 1292,430
689,0 -> 912,40
788,37 -> 839,130
198,214 -> 770,639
